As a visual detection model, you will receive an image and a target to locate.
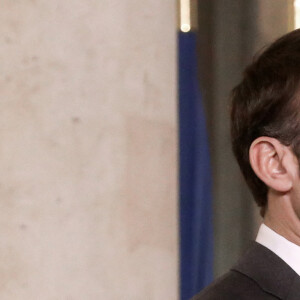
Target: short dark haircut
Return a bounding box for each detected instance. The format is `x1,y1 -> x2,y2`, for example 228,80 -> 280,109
230,29 -> 300,216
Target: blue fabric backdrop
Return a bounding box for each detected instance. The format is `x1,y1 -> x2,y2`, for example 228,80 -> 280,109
179,31 -> 214,300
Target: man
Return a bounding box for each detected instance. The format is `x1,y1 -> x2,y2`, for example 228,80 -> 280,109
193,29 -> 300,299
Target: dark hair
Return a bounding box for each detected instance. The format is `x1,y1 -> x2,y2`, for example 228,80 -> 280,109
230,29 -> 300,216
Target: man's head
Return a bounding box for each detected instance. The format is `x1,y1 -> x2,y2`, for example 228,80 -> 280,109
231,29 -> 300,217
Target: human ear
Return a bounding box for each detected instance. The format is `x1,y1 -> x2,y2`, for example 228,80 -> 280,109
249,137 -> 294,193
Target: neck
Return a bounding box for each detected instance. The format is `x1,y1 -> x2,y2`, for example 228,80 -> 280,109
264,191 -> 300,246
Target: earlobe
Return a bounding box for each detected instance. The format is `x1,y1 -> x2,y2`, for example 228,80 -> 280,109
249,137 -> 293,193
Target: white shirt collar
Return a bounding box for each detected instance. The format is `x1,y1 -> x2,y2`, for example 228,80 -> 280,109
256,223 -> 300,276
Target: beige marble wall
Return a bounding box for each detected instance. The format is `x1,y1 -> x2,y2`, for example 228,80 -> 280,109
0,1 -> 178,299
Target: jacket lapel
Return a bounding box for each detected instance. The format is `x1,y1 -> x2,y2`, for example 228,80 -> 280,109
232,242 -> 300,299
286,274 -> 300,300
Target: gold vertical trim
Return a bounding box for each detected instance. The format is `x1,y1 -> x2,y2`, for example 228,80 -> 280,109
179,0 -> 198,32
180,0 -> 191,32
294,0 -> 300,29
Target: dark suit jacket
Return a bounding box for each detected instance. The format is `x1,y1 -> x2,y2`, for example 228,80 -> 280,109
192,242 -> 300,299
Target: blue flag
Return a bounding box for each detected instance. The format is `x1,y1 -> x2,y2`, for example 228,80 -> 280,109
179,31 -> 214,300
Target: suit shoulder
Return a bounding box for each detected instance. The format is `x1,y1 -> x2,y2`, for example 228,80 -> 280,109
191,271 -> 236,300
191,270 -> 275,300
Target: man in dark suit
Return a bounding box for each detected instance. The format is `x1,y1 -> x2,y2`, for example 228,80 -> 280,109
193,29 -> 300,299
